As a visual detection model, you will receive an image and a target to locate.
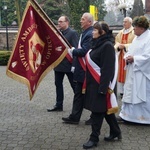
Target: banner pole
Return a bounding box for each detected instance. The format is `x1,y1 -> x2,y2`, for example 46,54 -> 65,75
30,0 -> 71,48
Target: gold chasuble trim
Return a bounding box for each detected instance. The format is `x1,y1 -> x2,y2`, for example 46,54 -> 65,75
6,0 -> 70,100
107,107 -> 119,115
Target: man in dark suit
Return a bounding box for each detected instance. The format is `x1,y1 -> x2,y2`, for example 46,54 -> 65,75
62,13 -> 94,124
47,16 -> 79,112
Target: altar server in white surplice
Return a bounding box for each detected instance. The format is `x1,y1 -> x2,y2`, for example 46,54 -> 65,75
119,16 -> 150,124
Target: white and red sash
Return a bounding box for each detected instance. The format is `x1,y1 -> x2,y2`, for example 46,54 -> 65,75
67,34 -> 86,67
78,34 -> 86,70
66,53 -> 73,63
77,34 -> 86,93
85,50 -> 119,114
67,34 -> 86,92
59,31 -> 73,63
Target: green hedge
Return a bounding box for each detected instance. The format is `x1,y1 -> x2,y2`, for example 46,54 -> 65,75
0,51 -> 11,66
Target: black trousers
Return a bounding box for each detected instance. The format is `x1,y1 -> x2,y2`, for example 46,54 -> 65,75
54,71 -> 75,108
69,82 -> 84,121
90,112 -> 121,142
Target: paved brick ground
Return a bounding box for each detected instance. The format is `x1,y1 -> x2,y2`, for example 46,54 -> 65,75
0,66 -> 150,150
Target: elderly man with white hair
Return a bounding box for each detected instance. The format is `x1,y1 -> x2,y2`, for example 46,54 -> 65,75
114,17 -> 135,98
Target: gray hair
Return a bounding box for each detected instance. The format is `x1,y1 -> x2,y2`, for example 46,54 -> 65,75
124,17 -> 132,23
83,12 -> 94,24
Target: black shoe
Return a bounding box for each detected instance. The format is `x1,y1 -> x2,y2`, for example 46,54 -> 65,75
116,116 -> 124,123
120,93 -> 123,98
85,118 -> 92,125
47,106 -> 63,112
104,133 -> 122,141
83,140 -> 97,149
62,117 -> 79,124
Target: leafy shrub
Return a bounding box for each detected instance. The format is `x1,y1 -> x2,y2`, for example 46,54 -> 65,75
0,51 -> 11,66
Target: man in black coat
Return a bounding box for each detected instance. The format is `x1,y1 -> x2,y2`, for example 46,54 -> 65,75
47,16 -> 79,112
62,13 -> 93,124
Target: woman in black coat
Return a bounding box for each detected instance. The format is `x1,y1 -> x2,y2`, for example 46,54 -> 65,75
83,22 -> 122,149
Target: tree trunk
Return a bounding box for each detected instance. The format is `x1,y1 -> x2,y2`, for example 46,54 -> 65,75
15,0 -> 21,26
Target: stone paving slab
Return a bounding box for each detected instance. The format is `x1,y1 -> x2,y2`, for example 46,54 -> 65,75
0,66 -> 150,150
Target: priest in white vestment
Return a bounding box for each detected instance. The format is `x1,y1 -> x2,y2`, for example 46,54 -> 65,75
119,16 -> 150,124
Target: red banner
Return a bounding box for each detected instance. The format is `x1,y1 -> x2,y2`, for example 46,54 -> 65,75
6,0 -> 69,100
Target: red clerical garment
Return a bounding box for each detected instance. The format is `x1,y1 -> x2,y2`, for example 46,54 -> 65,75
118,34 -> 129,83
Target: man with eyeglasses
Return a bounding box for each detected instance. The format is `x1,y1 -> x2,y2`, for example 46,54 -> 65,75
47,15 -> 79,112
